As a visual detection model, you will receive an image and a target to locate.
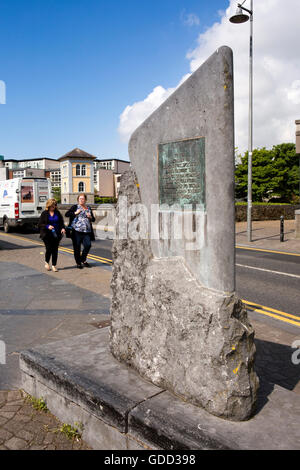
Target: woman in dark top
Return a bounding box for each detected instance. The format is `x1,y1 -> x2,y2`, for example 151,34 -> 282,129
38,198 -> 66,272
65,193 -> 95,269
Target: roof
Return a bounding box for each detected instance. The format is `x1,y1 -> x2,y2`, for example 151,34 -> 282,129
95,158 -> 130,164
3,153 -> 130,164
4,157 -> 57,162
58,148 -> 97,161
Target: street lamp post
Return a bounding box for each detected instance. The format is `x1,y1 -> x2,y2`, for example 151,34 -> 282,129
230,1 -> 253,242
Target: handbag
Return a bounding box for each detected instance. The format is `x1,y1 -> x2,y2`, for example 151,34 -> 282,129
66,226 -> 73,239
66,209 -> 79,238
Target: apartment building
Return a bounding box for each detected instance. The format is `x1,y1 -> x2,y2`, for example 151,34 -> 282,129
1,153 -> 130,198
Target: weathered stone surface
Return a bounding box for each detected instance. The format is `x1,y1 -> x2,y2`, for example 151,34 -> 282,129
128,46 -> 235,293
20,329 -> 161,433
110,169 -> 258,421
111,47 -> 258,421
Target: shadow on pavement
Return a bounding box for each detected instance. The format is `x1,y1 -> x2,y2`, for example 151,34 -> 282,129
254,338 -> 300,414
0,240 -> 37,250
252,230 -> 294,242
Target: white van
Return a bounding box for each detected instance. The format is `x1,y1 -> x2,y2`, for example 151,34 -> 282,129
0,177 -> 52,232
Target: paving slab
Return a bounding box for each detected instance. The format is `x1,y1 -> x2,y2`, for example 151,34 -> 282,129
129,382 -> 300,450
1,227 -> 300,449
20,329 -> 162,432
20,329 -> 300,450
0,236 -> 111,390
236,219 -> 300,253
0,390 -> 90,450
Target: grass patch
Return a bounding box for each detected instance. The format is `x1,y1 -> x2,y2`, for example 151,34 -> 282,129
58,422 -> 84,441
25,394 -> 48,412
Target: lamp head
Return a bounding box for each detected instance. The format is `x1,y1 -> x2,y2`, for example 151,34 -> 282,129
229,7 -> 249,23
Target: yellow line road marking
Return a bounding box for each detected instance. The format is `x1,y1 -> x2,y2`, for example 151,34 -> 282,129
86,253 -> 112,263
250,308 -> 300,327
0,232 -> 45,247
58,247 -> 112,264
243,299 -> 300,326
0,232 -> 112,264
1,234 -> 299,322
243,299 -> 300,321
85,254 -> 112,265
3,234 -> 300,258
56,245 -> 112,264
236,245 -> 300,257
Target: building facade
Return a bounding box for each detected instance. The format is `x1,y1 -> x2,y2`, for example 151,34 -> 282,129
93,158 -> 130,196
59,148 -> 96,204
0,153 -> 130,199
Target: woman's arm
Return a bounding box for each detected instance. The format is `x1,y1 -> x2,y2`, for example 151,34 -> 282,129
38,211 -> 48,230
89,208 -> 96,223
65,205 -> 77,218
58,211 -> 66,230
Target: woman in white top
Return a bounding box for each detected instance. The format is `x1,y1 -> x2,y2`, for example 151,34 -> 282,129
65,194 -> 95,269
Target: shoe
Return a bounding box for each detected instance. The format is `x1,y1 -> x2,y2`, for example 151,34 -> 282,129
52,266 -> 58,272
77,264 -> 83,269
45,262 -> 51,271
82,261 -> 91,268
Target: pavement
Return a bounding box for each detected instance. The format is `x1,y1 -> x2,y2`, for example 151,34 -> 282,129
236,218 -> 300,253
0,219 -> 299,450
0,231 -> 111,450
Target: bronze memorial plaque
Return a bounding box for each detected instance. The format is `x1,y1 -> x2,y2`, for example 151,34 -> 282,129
158,137 -> 205,209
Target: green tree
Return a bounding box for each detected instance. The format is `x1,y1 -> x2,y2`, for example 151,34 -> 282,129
235,143 -> 299,203
52,187 -> 61,204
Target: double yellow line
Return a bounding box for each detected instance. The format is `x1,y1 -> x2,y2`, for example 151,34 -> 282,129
57,245 -> 112,265
0,232 -> 112,266
1,232 -> 299,326
243,299 -> 300,327
236,245 -> 300,257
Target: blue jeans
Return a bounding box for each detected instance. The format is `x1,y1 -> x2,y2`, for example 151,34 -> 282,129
73,231 -> 91,264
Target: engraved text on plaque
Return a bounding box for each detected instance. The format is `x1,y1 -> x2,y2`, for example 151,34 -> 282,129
158,137 -> 205,209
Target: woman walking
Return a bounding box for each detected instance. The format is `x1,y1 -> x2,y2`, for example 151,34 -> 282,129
38,199 -> 66,272
65,194 -> 95,269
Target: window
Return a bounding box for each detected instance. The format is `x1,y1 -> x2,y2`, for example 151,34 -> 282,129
78,182 -> 85,192
75,164 -> 87,176
13,170 -> 25,178
50,170 -> 61,188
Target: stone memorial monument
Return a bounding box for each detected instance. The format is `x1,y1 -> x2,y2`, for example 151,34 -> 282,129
110,46 -> 259,421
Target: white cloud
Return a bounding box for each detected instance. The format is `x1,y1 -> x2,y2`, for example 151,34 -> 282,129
119,0 -> 300,153
287,80 -> 300,105
0,80 -> 6,105
118,86 -> 176,142
183,13 -> 200,27
179,9 -> 201,27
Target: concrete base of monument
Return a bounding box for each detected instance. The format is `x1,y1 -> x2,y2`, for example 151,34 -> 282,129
20,329 -> 300,450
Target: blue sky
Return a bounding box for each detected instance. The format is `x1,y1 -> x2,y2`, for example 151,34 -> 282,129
0,0 -> 227,161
